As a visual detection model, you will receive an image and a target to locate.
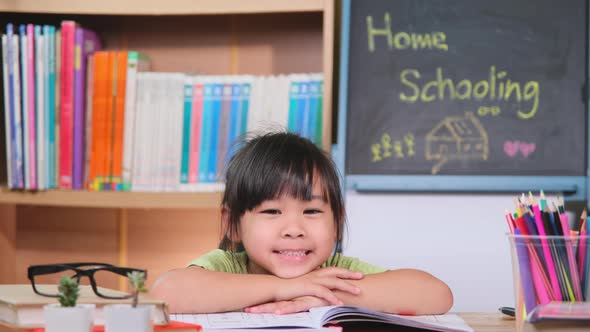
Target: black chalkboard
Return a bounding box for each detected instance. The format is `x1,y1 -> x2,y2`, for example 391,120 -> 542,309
344,0 -> 588,176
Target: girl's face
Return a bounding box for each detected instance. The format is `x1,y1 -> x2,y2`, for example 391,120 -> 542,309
237,180 -> 337,278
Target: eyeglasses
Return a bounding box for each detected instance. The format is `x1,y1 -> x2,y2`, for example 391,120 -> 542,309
28,262 -> 147,299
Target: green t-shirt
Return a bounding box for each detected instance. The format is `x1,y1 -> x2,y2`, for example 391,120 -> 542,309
190,249 -> 386,274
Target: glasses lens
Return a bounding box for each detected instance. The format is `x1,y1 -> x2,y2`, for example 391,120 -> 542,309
31,267 -> 82,296
93,269 -> 132,299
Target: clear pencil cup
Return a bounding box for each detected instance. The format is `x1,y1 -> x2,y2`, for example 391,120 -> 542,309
507,234 -> 590,332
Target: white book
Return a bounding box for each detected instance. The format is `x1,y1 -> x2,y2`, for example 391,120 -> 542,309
131,73 -> 149,192
1,34 -> 13,189
19,31 -> 30,189
35,29 -> 45,190
168,74 -> 185,191
121,52 -> 150,191
171,305 -> 473,332
11,35 -> 23,189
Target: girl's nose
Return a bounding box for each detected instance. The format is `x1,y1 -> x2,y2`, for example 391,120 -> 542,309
281,216 -> 305,238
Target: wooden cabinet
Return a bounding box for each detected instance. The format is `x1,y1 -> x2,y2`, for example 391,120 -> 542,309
0,0 -> 335,289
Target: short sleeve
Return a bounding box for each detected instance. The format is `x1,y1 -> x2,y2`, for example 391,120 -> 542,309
323,253 -> 387,274
188,249 -> 249,274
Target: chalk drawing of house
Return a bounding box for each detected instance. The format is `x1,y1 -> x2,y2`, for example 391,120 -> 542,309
425,112 -> 488,174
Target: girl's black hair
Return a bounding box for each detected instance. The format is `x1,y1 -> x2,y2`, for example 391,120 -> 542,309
219,131 -> 345,253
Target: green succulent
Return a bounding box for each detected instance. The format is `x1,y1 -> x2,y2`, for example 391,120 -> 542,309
127,271 -> 148,308
57,276 -> 79,307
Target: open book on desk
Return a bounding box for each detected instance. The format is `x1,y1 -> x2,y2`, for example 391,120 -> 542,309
171,305 -> 474,332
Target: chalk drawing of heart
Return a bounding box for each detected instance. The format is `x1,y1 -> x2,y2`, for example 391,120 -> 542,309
503,141 -> 519,157
519,143 -> 536,158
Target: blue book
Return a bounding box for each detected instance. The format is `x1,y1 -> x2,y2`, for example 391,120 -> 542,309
308,80 -> 321,144
6,24 -> 17,187
240,82 -> 251,135
198,83 -> 213,182
298,81 -> 310,138
208,83 -> 223,182
287,81 -> 300,134
45,25 -> 56,189
180,84 -> 193,184
226,83 -> 241,162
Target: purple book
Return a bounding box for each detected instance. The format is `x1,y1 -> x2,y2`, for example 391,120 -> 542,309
72,27 -> 101,190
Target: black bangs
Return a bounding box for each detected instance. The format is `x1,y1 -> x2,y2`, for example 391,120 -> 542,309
225,132 -> 331,212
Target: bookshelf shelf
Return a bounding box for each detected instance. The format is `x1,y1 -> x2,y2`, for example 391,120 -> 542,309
0,187 -> 223,209
0,0 -> 325,15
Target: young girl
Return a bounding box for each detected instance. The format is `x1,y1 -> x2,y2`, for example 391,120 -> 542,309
151,132 -> 453,315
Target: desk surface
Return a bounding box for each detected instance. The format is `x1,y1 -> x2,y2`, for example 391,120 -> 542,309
460,312 -> 515,332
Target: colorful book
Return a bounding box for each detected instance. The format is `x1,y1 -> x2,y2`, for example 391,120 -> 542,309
58,20 -> 76,189
188,80 -> 203,184
34,26 -> 45,190
215,81 -> 232,181
44,25 -> 56,189
72,26 -> 101,190
87,51 -> 110,190
1,33 -> 13,188
26,24 -> 37,190
180,79 -> 193,184
19,24 -> 30,189
109,51 -> 128,191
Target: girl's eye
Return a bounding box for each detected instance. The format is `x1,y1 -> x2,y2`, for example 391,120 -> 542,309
304,209 -> 323,214
260,209 -> 281,215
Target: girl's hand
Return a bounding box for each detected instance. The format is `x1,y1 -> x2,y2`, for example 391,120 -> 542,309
274,267 -> 363,306
245,296 -> 329,314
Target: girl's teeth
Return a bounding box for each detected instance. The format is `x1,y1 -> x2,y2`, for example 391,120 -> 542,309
278,251 -> 307,256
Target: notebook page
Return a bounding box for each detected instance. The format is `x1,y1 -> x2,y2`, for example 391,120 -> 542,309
170,311 -> 318,329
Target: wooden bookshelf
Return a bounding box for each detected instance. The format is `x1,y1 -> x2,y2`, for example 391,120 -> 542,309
0,0 -> 325,15
0,0 -> 335,289
0,187 -> 223,209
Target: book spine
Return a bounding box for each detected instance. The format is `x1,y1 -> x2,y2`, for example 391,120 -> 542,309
83,54 -> 95,189
58,20 -> 75,189
110,51 -> 128,191
1,33 -> 13,188
188,80 -> 203,184
26,24 -> 37,190
11,33 -> 24,188
19,25 -> 30,189
35,26 -> 46,190
240,81 -> 251,136
46,25 -> 56,188
207,82 -> 223,182
226,81 -> 241,163
121,51 -> 140,191
180,78 -> 193,184
72,27 -> 101,189
287,80 -> 300,134
198,81 -> 212,183
216,81 -> 232,181
88,51 -> 109,190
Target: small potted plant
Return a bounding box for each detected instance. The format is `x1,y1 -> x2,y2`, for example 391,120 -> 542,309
44,276 -> 95,332
104,271 -> 152,332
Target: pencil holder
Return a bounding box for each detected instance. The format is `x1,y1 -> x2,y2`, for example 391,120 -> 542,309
507,233 -> 590,331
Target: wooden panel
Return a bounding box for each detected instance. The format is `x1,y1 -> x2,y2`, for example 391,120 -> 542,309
0,187 -> 223,209
127,208 -> 221,289
0,0 -> 324,15
0,204 -> 16,283
15,206 -> 119,285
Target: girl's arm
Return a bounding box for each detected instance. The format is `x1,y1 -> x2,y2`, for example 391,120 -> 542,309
246,269 -> 453,315
149,266 -> 363,313
333,269 -> 453,315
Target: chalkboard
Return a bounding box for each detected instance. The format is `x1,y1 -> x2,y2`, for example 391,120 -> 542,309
343,0 -> 588,177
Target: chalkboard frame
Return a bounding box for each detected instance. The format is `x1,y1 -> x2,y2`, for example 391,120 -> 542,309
334,0 -> 589,200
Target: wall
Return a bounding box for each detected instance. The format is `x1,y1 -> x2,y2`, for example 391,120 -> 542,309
342,191 -> 522,312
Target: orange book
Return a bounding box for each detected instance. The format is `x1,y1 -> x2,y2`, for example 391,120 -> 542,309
110,51 -> 128,191
87,51 -> 110,190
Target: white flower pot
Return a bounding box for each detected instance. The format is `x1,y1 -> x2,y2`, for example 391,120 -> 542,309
44,303 -> 95,332
104,304 -> 153,332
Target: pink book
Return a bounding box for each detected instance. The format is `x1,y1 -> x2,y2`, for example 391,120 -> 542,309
26,24 -> 37,189
72,27 -> 101,190
188,82 -> 203,183
58,20 -> 76,188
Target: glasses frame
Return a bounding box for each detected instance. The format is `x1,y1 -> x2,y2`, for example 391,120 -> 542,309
27,262 -> 147,299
